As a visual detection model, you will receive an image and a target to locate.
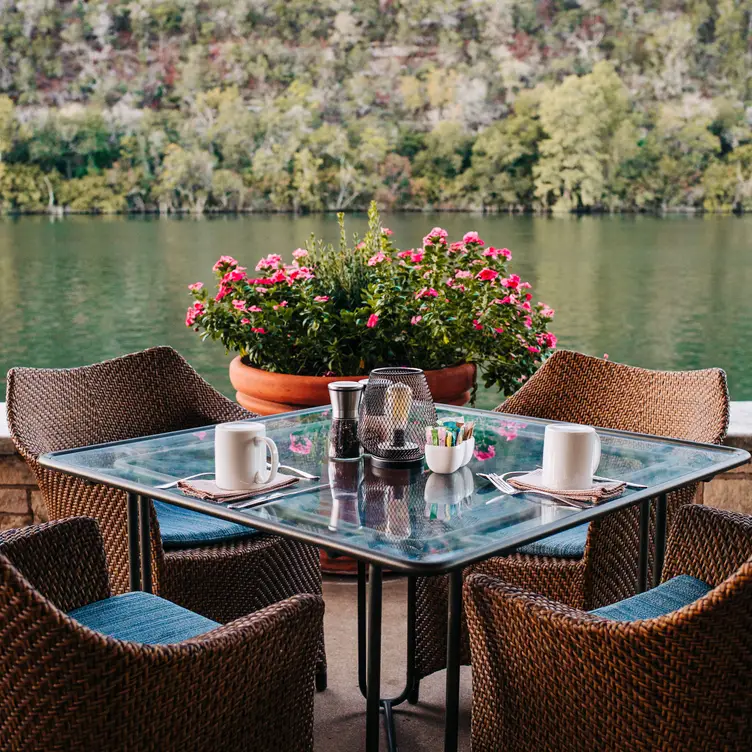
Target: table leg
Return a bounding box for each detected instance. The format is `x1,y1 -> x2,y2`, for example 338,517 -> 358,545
653,493 -> 668,587
444,569 -> 463,752
637,498 -> 651,593
357,560 -> 367,697
366,564 -> 383,752
138,495 -> 153,594
126,492 -> 141,591
406,575 -> 419,704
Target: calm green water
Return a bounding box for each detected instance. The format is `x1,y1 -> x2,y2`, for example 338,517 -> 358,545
1,214 -> 751,411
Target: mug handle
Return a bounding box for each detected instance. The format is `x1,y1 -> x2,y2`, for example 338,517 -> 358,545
591,432 -> 601,473
253,437 -> 279,484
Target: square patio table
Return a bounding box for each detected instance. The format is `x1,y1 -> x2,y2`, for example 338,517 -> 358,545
40,404 -> 750,752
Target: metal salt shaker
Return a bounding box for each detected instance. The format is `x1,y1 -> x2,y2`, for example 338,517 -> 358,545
328,381 -> 364,460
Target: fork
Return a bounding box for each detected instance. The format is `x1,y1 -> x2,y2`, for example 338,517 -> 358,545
485,473 -> 589,509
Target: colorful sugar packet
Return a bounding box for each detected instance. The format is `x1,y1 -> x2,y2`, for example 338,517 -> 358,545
425,418 -> 475,447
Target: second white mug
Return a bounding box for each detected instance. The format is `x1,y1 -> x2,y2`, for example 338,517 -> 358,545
215,422 -> 279,490
541,423 -> 600,490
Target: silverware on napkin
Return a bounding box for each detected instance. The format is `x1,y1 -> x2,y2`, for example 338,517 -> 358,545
228,482 -> 329,509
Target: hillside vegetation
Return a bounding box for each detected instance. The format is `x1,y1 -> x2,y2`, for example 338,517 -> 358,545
0,1 -> 750,214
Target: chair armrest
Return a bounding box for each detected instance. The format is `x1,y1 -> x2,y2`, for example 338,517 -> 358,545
0,517 -> 111,611
661,504 -> 752,586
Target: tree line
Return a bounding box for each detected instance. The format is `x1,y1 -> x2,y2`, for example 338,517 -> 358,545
0,1 -> 750,215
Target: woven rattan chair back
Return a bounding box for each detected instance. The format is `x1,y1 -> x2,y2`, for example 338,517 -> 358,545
497,349 -> 729,443
464,506 -> 752,751
0,518 -> 322,751
6,346 -> 252,594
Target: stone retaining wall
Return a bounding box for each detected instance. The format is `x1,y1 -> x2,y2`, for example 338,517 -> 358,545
0,404 -> 47,530
1,402 -> 750,528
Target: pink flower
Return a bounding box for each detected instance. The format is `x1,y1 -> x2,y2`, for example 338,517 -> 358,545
397,250 -> 413,259
422,270 -> 432,279
493,296 -> 513,305
366,314 -> 379,328
423,227 -> 448,246
247,305 -> 262,313
273,301 -> 288,310
410,251 -> 424,263
215,285 -> 231,302
381,228 -> 393,236
501,274 -> 520,289
523,316 -> 533,329
355,242 -> 366,250
289,435 -> 313,455
603,353 -> 609,360
256,254 -> 283,271
519,281 -> 531,290
520,301 -> 532,312
415,287 -> 439,299
477,268 -> 499,282
251,327 -> 266,334
247,277 -> 273,285
268,270 -> 287,284
473,444 -> 496,461
484,246 -> 511,260
288,266 -> 314,283
367,251 -> 388,266
292,248 -> 308,259
463,231 -> 484,246
539,304 -> 555,319
494,327 -> 504,334
232,300 -> 246,311
185,301 -> 205,327
213,255 -> 238,272
527,345 -> 541,354
313,295 -> 329,303
455,270 -> 472,279
473,319 -> 483,330
411,315 -> 422,325
188,282 -> 204,291
241,318 -> 251,325
537,332 -> 558,348
524,293 -> 533,301
448,241 -> 465,253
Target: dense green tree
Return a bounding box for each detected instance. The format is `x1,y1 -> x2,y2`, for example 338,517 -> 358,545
0,1 -> 750,214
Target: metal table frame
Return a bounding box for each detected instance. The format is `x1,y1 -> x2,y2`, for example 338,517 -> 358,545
40,405 -> 750,752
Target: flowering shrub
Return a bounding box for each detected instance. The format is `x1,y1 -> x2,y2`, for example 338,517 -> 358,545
187,203 -> 556,395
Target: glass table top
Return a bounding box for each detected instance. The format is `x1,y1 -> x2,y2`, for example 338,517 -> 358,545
41,405 -> 749,574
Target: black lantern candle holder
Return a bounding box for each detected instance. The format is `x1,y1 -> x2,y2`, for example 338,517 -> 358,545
358,367 -> 437,468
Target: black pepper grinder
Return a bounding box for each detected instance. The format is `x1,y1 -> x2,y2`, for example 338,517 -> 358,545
327,381 -> 364,460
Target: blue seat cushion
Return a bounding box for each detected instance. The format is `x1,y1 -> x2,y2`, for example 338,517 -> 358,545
516,523 -> 589,559
69,591 -> 220,644
154,500 -> 259,549
590,575 -> 712,621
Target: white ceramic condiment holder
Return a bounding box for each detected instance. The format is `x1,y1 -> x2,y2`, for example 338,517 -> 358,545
425,444 -> 464,474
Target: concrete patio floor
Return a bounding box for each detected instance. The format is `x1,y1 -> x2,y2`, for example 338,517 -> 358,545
315,575 -> 472,752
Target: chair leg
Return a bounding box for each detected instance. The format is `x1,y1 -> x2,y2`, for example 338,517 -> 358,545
407,680 -> 420,705
316,668 -> 328,692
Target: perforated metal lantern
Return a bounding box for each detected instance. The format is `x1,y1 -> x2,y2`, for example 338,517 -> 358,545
358,367 -> 437,468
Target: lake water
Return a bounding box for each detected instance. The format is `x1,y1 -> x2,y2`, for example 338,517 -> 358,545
1,214 -> 751,411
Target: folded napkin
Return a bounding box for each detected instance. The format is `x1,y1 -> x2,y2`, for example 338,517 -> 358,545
508,469 -> 626,504
177,473 -> 298,502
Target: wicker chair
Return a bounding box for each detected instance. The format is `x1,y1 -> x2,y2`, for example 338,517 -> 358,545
464,504 -> 752,751
0,517 -> 323,751
414,350 -> 729,685
5,346 -> 326,684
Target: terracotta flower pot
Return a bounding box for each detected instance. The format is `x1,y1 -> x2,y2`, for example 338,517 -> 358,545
229,356 -> 477,415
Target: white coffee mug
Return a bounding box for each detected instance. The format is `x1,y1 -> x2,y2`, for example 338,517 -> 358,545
541,423 -> 601,491
215,422 -> 279,490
